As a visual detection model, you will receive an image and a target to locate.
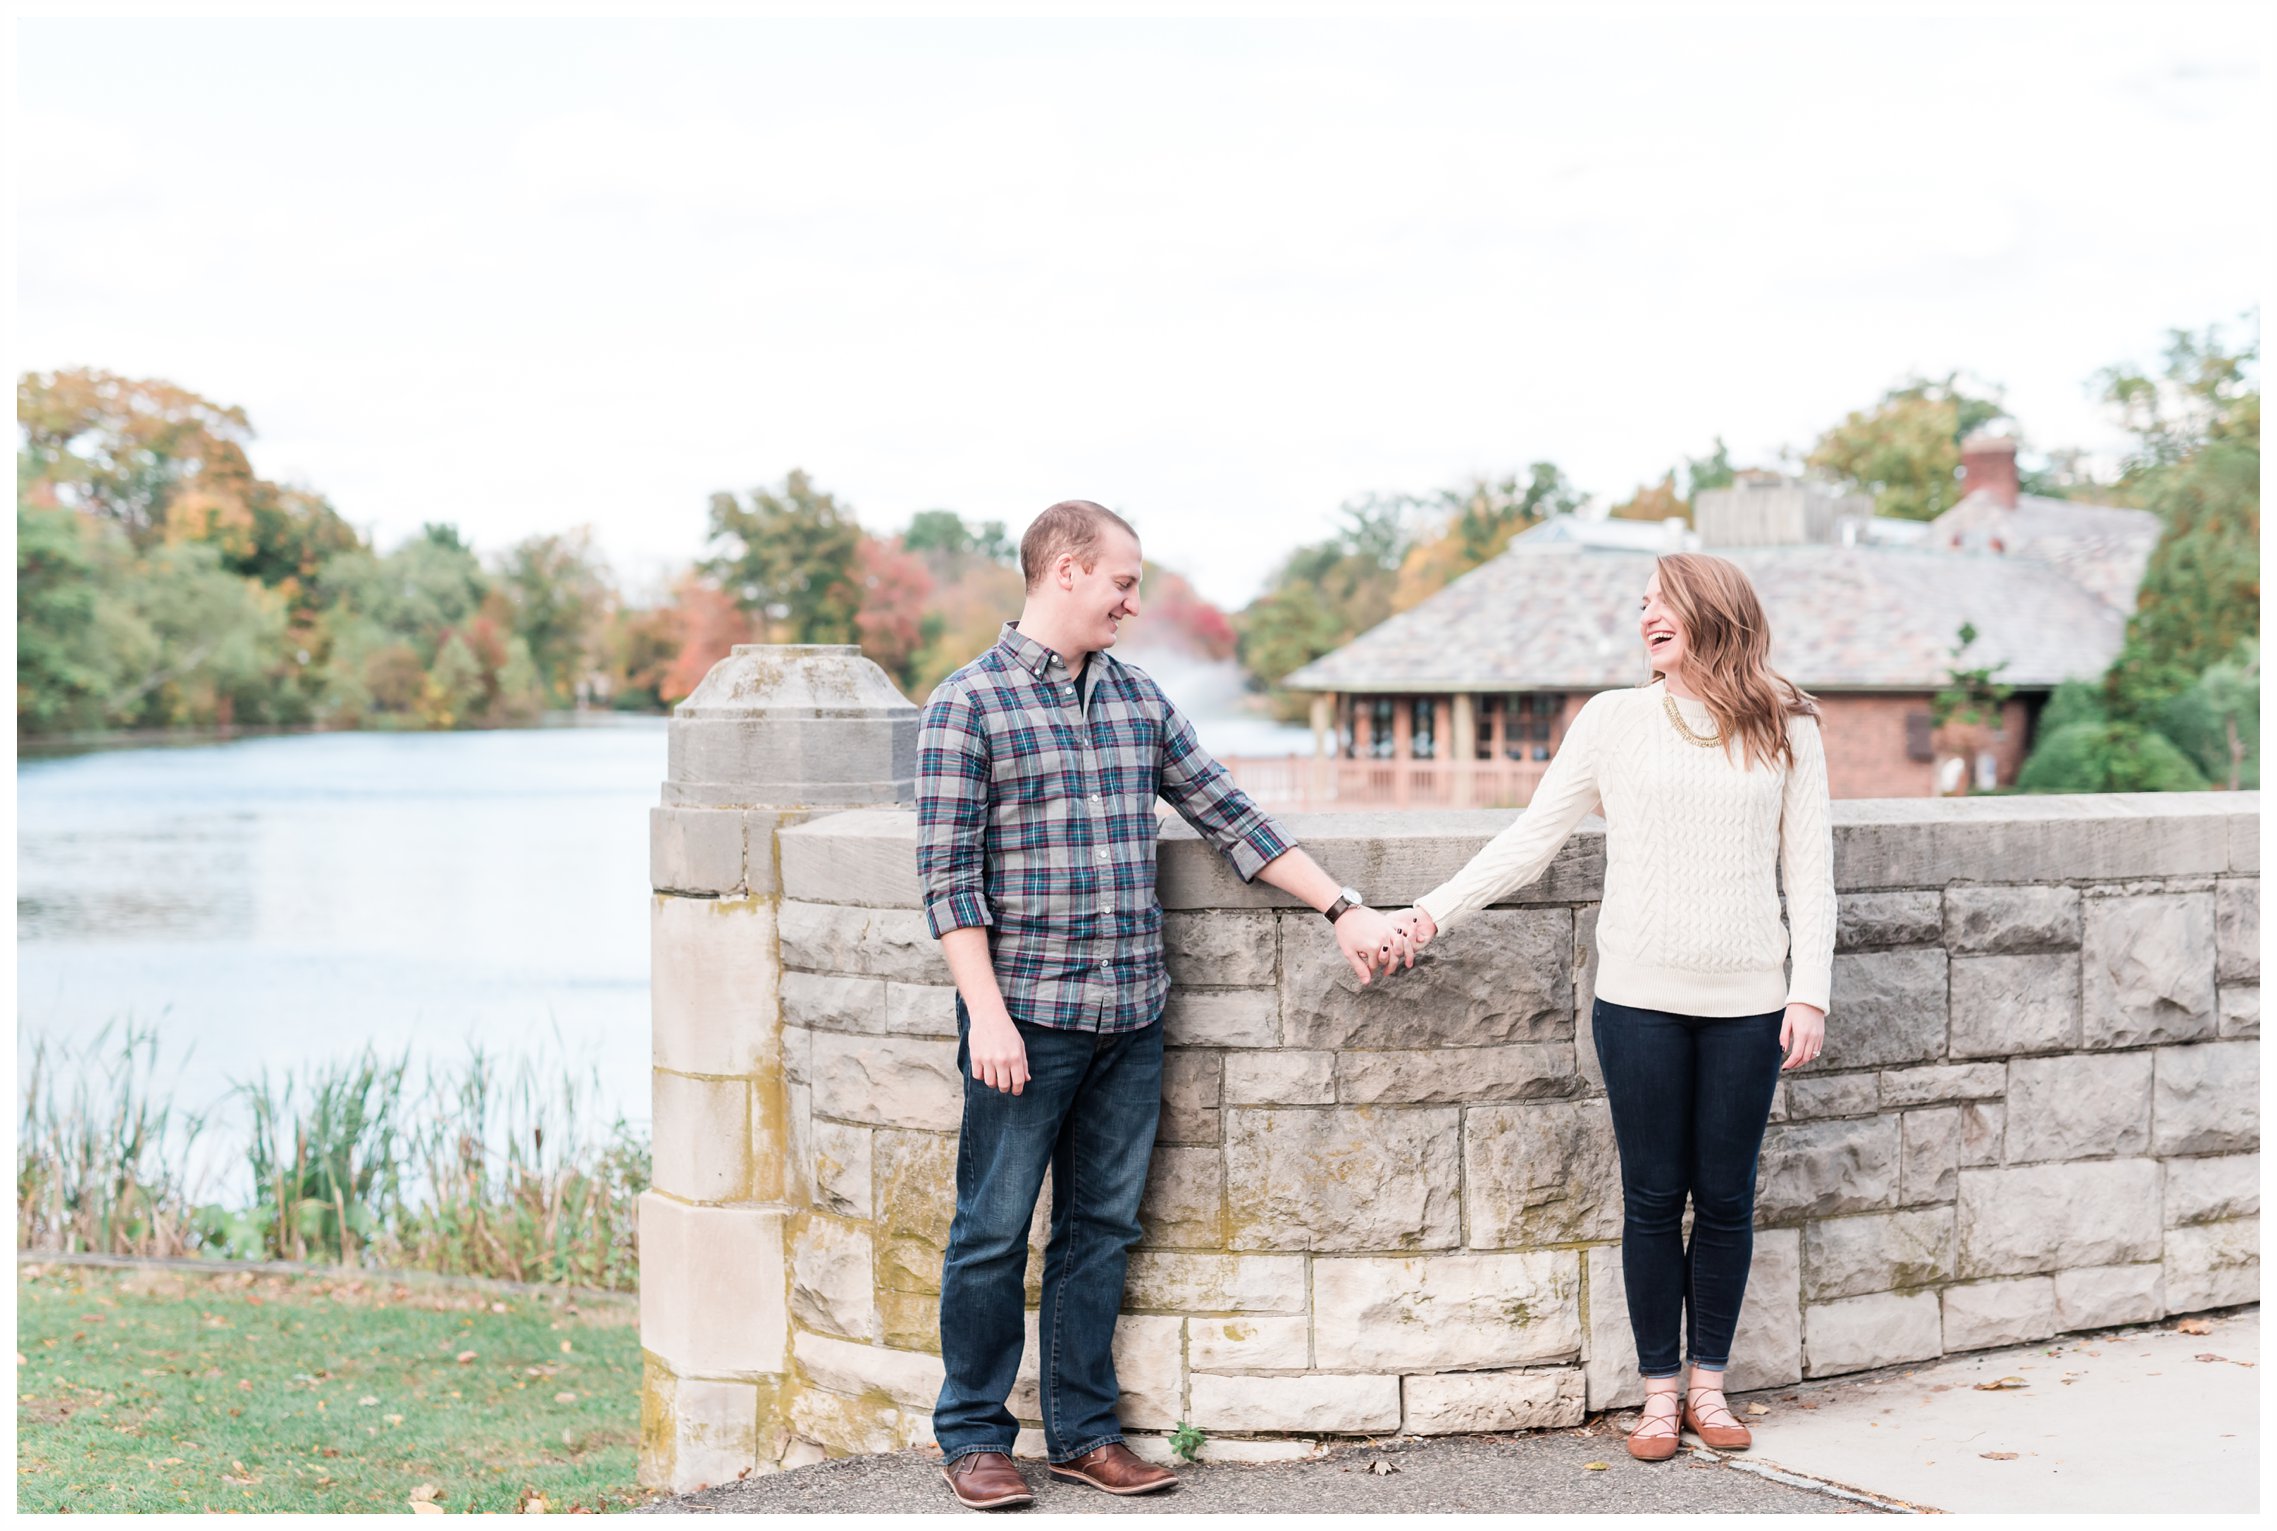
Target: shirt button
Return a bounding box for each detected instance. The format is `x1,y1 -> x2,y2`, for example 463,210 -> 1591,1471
1103,906 -> 1115,916
1095,848 -> 1109,861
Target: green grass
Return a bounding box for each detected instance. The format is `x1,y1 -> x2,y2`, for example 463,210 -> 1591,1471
15,1262 -> 657,1514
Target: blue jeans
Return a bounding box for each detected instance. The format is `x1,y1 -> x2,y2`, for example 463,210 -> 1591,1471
934,999 -> 1164,1465
1591,997 -> 1785,1378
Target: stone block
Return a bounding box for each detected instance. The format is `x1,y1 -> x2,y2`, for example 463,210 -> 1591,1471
1837,890 -> 1943,951
1956,1159 -> 2162,1277
2082,892 -> 2217,1047
641,1372 -> 761,1494
1225,1108 -> 1461,1251
1900,1107 -> 1959,1205
1124,1252 -> 1309,1314
1958,1101 -> 2003,1167
1163,988 -> 1280,1048
1583,1244 -> 1642,1411
2218,986 -> 2258,1038
1188,1316 -> 1312,1373
790,1214 -> 877,1341
810,1031 -> 960,1132
877,1288 -> 940,1352
1140,1146 -> 1225,1249
1944,885 -> 2082,953
1802,1207 -> 1955,1301
1334,1044 -> 1576,1105
793,1329 -> 945,1412
1223,1049 -> 1335,1106
1756,1116 -> 1900,1224
811,1118 -> 872,1220
1878,1062 -> 2007,1108
1574,904 -> 1606,1095
1403,1368 -> 1586,1434
2231,810 -> 2258,873
1783,1071 -> 1880,1120
1725,1227 -> 1804,1393
1165,910 -> 1280,988
1821,950 -> 1948,1069
2002,1052 -> 2153,1164
775,807 -> 926,906
1464,1101 -> 1622,1247
1313,1251 -> 1581,1371
653,895 -> 777,1076
781,971 -> 887,1034
885,983 -> 958,1036
785,1385 -> 928,1458
1111,1314 -> 1186,1429
652,1072 -> 754,1204
2152,1040 -> 2259,1156
650,805 -> 749,895
778,901 -> 948,984
872,1129 -> 957,1292
1950,953 -> 2079,1058
638,1194 -> 786,1378
785,1080 -> 814,1207
2162,1218 -> 2259,1312
2214,878 -> 2258,984
2164,1153 -> 2258,1227
1802,1290 -> 1942,1378
1159,1049 -> 1223,1144
1283,908 -> 1573,1049
2052,1263 -> 2164,1331
781,1025 -> 812,1087
1940,1277 -> 2057,1352
1187,1372 -> 1400,1434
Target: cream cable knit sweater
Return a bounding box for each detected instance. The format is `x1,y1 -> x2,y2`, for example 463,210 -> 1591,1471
1416,680 -> 1836,1017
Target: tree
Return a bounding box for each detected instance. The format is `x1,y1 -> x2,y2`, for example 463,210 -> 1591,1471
1607,472 -> 1686,523
17,369 -> 257,546
851,537 -> 936,693
1237,496 -> 1415,719
1807,373 -> 2009,522
2156,638 -> 2258,790
703,469 -> 864,643
2015,721 -> 2208,793
903,510 -> 1016,565
1686,437 -> 1736,498
16,500 -> 136,735
1392,466 -> 1580,612
495,528 -> 613,705
658,577 -> 758,704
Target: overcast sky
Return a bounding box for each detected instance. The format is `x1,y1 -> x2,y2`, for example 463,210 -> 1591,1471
14,9 -> 2265,608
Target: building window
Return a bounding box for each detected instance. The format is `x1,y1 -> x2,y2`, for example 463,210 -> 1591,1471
1369,698 -> 1397,760
1905,710 -> 1934,763
1411,698 -> 1436,760
1503,694 -> 1560,761
1475,696 -> 1499,760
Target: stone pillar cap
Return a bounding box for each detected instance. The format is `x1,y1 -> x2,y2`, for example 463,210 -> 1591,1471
675,644 -> 918,720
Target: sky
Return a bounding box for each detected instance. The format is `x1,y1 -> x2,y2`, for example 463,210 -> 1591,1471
13,8 -> 2266,609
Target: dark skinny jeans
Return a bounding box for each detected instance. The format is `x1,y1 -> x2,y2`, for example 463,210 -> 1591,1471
1591,996 -> 1785,1378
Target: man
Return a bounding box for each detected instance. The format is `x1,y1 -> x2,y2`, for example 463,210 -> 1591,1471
917,500 -> 1410,1509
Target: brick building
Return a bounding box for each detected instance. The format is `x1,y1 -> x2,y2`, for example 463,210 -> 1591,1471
1266,438 -> 2158,801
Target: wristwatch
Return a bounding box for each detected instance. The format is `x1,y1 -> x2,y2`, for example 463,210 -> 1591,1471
1322,886 -> 1366,924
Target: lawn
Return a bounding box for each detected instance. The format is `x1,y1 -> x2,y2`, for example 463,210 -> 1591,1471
16,1261 -> 656,1514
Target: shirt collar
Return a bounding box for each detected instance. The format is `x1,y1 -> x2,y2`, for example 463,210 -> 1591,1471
997,621 -> 1101,683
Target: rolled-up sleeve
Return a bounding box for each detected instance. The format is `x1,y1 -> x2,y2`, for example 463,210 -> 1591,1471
1155,691 -> 1295,883
916,685 -> 994,937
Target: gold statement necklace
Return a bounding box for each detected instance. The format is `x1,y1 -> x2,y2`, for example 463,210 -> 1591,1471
1662,687 -> 1722,747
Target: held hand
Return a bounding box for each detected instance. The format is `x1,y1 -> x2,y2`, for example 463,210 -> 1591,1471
1392,906 -> 1438,951
968,1014 -> 1030,1094
1333,906 -> 1412,984
1779,1002 -> 1826,1071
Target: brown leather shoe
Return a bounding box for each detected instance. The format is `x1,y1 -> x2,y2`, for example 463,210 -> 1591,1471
1048,1441 -> 1177,1495
941,1451 -> 1034,1510
1625,1392 -> 1683,1462
1683,1387 -> 1752,1451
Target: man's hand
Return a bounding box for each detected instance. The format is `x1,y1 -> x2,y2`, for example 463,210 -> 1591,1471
1779,1002 -> 1826,1071
969,1012 -> 1030,1094
1392,906 -> 1438,951
1334,905 -> 1413,984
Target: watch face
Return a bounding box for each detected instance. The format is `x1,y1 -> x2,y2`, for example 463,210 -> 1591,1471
1342,886 -> 1366,907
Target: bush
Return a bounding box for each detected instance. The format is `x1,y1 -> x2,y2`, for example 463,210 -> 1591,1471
2015,720 -> 2210,794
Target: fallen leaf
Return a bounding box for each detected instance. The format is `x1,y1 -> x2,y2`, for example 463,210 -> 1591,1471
490,1303 -> 508,1314
385,1414 -> 405,1425
1583,1461 -> 1610,1472
2176,1318 -> 2213,1336
554,1392 -> 578,1404
559,1341 -> 573,1354
456,1351 -> 478,1365
410,1483 -> 443,1503
1972,1377 -> 2028,1391
1745,1404 -> 1769,1416
358,1395 -> 379,1406
411,1503 -> 444,1515
1367,1459 -> 1398,1476
1980,1451 -> 2019,1461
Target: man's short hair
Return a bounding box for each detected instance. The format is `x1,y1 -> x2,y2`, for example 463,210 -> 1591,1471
1020,500 -> 1139,591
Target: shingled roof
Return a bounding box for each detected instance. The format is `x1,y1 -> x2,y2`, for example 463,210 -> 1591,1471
1280,538 -> 2131,694
1930,490 -> 2160,615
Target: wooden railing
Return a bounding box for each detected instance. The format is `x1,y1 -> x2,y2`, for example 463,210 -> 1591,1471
1217,755 -> 1551,811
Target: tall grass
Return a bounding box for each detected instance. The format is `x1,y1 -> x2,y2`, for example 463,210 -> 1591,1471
16,1022 -> 215,1258
16,1027 -> 649,1292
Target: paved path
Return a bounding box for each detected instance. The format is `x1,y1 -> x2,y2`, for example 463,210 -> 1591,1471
645,1309 -> 2256,1516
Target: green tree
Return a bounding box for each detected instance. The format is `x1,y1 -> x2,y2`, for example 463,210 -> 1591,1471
1807,373 -> 2009,522
1685,437 -> 1736,498
2156,638 -> 2258,790
2015,721 -> 2209,793
17,369 -> 256,547
112,542 -> 293,729
495,529 -> 612,705
422,634 -> 486,729
702,469 -> 863,642
1237,496 -> 1415,719
903,510 -> 1016,565
15,500 -> 137,735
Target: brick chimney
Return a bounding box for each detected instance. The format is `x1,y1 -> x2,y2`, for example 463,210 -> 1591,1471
1959,433 -> 2020,509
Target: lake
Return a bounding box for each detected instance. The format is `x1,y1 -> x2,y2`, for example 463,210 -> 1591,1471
15,677 -> 1309,1165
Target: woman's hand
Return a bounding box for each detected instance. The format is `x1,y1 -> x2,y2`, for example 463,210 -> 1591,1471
1779,1002 -> 1825,1071
1392,906 -> 1438,951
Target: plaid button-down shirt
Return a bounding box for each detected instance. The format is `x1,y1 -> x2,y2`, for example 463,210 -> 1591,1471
916,622 -> 1298,1033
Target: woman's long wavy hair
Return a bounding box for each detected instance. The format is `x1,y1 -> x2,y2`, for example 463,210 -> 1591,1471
1648,552 -> 1820,772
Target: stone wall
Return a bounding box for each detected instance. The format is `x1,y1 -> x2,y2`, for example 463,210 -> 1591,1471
722,790 -> 2258,1469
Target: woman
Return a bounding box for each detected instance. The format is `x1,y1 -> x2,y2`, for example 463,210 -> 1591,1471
1394,552 -> 1833,1462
